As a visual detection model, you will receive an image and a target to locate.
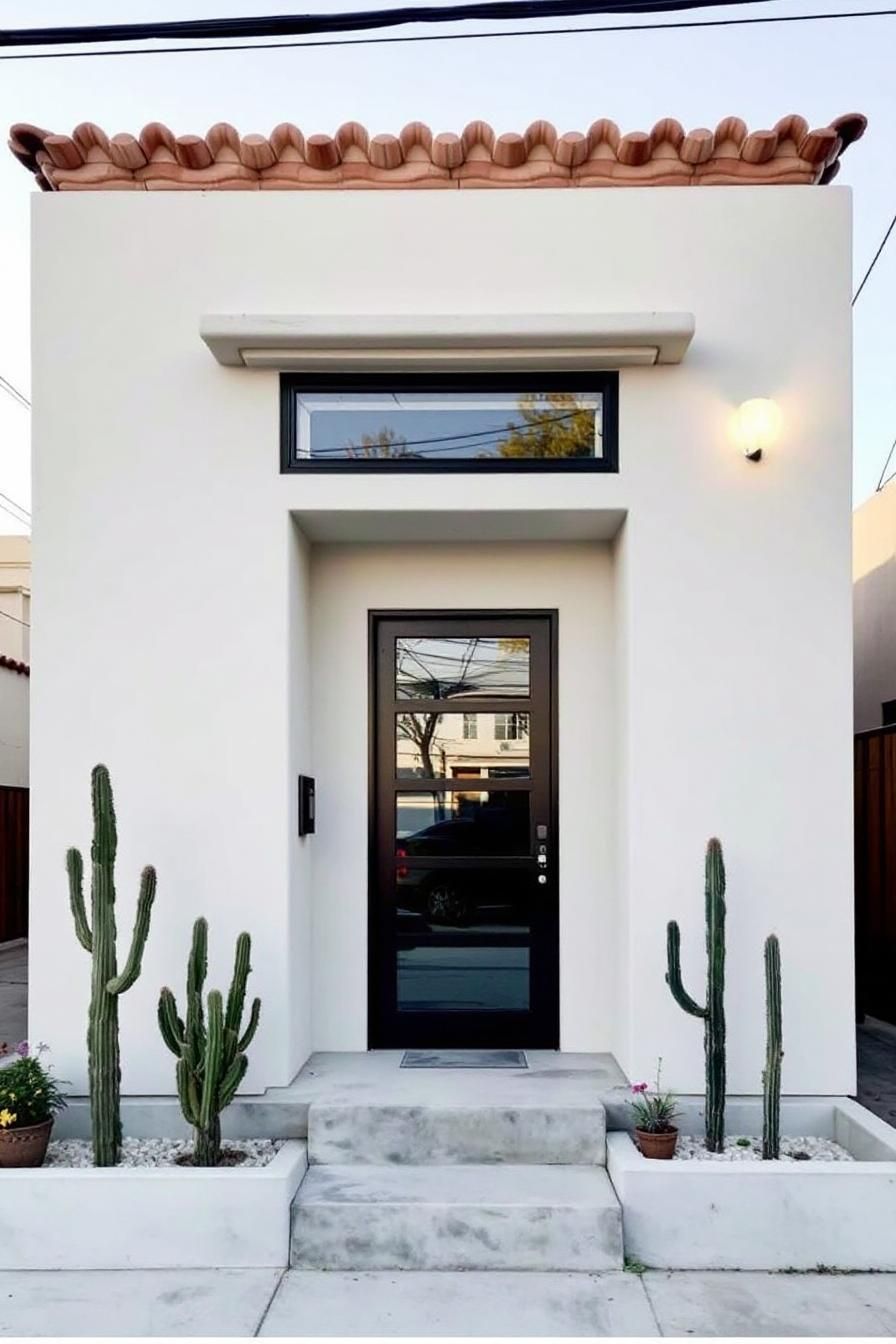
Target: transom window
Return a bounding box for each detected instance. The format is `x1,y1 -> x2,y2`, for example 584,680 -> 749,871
280,373 -> 618,473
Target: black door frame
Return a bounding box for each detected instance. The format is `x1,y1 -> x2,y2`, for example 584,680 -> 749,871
368,610 -> 560,1049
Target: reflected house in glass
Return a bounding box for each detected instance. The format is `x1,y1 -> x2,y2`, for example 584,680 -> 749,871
14,108 -> 862,1094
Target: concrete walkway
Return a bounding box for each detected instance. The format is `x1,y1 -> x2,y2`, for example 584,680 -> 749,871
0,938 -> 26,1048
3,1268 -> 896,1336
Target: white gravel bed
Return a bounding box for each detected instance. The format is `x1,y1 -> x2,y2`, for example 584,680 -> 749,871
670,1134 -> 853,1162
44,1137 -> 283,1168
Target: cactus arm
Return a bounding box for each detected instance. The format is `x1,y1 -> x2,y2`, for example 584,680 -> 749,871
66,847 -> 92,952
188,918 -> 208,1001
176,1057 -> 200,1127
237,997 -> 261,1053
199,990 -> 224,1136
666,921 -> 707,1018
107,865 -> 157,994
219,1052 -> 249,1110
225,933 -> 251,1037
158,987 -> 185,1057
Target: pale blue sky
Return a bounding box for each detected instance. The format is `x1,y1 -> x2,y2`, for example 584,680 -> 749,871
0,0 -> 893,532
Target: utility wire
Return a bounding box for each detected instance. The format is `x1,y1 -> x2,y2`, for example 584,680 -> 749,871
875,436 -> 896,492
0,1 -> 784,48
0,500 -> 30,530
0,374 -> 30,410
853,209 -> 896,306
0,608 -> 30,629
0,490 -> 30,521
1,5 -> 892,58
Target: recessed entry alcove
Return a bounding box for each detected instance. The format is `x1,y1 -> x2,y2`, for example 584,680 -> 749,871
286,508 -> 624,1057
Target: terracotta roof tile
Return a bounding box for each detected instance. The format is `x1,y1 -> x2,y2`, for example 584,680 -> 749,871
9,114 -> 865,193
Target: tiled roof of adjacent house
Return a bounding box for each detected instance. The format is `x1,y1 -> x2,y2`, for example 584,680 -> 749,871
0,655 -> 29,676
9,113 -> 865,192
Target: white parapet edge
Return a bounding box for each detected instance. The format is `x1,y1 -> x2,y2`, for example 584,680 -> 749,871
0,1139 -> 308,1270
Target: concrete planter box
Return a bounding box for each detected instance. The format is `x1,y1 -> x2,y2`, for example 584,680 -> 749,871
0,1140 -> 307,1270
608,1098 -> 896,1271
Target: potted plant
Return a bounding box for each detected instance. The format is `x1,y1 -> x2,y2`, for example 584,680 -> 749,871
629,1059 -> 680,1159
0,1042 -> 67,1168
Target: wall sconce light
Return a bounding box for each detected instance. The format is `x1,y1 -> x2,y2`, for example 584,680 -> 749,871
732,398 -> 782,462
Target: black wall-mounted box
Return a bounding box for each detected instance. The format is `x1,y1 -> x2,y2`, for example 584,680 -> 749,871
298,775 -> 316,836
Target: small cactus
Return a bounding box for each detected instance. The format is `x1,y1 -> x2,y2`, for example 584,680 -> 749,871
158,918 -> 260,1166
762,934 -> 783,1160
666,838 -> 727,1153
66,764 -> 157,1167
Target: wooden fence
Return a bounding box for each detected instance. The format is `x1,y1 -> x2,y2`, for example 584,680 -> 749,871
0,785 -> 28,943
855,724 -> 896,1023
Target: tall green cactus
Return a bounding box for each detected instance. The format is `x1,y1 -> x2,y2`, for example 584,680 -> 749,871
66,764 -> 157,1167
666,837 -> 727,1152
762,934 -> 783,1160
158,918 -> 261,1166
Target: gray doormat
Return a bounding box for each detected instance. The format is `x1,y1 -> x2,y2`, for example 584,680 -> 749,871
400,1049 -> 528,1069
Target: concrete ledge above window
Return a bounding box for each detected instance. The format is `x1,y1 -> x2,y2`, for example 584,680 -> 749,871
199,313 -> 695,371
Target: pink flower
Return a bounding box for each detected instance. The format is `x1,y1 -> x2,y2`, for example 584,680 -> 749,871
631,1082 -> 649,1094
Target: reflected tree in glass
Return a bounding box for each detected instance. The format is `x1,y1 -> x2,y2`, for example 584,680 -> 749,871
497,393 -> 597,459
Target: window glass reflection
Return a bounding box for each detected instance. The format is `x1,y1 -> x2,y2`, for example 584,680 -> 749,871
396,712 -> 530,779
296,391 -> 602,462
396,637 -> 529,700
396,790 -> 529,856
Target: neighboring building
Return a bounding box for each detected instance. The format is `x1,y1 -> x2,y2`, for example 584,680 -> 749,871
0,534 -> 30,665
854,483 -> 896,732
10,112 -> 862,1100
0,535 -> 29,787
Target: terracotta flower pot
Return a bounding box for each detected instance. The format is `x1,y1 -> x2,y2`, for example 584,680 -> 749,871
0,1118 -> 53,1169
635,1126 -> 678,1160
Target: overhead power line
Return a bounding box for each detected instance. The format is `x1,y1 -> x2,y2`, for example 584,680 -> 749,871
0,490 -> 30,522
0,374 -> 30,410
0,501 -> 31,531
0,607 -> 30,629
0,1 -> 784,48
876,436 -> 896,492
853,209 -> 896,306
1,4 -> 893,58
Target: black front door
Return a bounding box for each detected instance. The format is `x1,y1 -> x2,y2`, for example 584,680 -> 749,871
369,613 -> 559,1048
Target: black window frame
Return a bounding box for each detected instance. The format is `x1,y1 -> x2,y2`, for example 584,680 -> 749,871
279,371 -> 619,474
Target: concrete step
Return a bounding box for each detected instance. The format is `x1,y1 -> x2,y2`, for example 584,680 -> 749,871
290,1163 -> 623,1271
307,1101 -> 606,1165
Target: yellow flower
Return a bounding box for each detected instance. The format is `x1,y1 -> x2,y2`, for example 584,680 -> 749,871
0,1109 -> 17,1129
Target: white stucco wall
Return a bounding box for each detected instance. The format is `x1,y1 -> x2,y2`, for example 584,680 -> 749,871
29,185 -> 854,1096
854,483 -> 896,732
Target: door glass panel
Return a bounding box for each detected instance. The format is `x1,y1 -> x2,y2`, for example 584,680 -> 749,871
397,946 -> 530,1012
396,790 -> 530,856
395,637 -> 529,701
395,866 -> 533,933
394,864 -> 533,1012
396,712 -> 530,778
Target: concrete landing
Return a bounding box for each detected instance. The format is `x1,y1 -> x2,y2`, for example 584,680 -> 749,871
56,1049 -> 630,1140
291,1162 -> 623,1271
